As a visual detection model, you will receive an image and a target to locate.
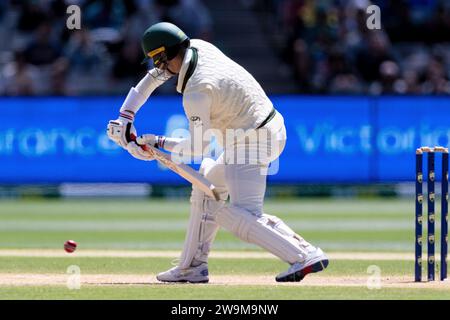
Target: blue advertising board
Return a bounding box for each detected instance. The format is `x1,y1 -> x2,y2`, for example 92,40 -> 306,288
0,96 -> 449,184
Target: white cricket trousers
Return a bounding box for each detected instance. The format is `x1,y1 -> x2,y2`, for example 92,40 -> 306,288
178,111 -> 317,268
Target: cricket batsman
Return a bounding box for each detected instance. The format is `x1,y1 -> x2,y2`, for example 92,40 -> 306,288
107,22 -> 328,283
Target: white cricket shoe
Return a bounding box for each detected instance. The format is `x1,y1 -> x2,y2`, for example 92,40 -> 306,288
275,248 -> 329,282
156,263 -> 209,283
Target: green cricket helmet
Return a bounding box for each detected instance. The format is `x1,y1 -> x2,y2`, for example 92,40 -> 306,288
141,22 -> 189,67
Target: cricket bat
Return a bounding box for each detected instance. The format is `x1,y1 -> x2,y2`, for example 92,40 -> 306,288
130,134 -> 220,201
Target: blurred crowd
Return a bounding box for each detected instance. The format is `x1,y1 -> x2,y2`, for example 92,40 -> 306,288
0,0 -> 212,96
1,0 -> 449,96
257,0 -> 450,94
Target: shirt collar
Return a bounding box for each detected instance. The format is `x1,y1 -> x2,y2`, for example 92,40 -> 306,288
176,48 -> 193,93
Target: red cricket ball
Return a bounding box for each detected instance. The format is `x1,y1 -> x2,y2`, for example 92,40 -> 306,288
64,240 -> 77,253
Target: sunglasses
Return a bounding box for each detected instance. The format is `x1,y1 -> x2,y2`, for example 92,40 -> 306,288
148,46 -> 168,69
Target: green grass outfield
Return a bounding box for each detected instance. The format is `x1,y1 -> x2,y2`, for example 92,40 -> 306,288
0,198 -> 449,300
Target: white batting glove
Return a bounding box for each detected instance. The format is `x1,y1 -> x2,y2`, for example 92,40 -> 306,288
126,134 -> 166,161
106,111 -> 136,149
136,134 -> 167,149
126,141 -> 155,161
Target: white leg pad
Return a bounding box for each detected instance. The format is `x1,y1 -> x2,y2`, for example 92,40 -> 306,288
263,213 -> 316,254
215,205 -> 315,264
178,158 -> 227,269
